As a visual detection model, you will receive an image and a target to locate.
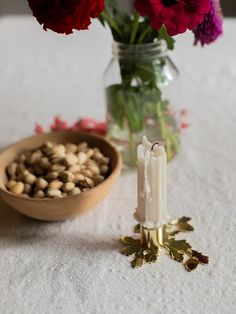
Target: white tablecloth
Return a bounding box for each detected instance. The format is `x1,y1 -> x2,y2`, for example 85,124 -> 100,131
0,16 -> 235,314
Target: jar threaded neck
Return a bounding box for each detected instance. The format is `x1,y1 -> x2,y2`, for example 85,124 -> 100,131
112,41 -> 168,60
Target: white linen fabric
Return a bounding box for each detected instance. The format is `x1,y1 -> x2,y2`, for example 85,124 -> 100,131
0,17 -> 235,314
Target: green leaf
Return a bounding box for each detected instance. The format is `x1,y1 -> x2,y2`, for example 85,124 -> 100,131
159,25 -> 175,50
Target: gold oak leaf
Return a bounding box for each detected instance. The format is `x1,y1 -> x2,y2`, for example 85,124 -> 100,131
178,216 -> 192,223
167,247 -> 184,263
134,224 -> 141,234
185,258 -> 199,272
144,248 -> 160,264
120,236 -> 140,246
167,229 -> 182,237
167,239 -> 191,252
170,216 -> 191,225
131,258 -> 145,268
120,246 -> 140,257
191,250 -> 209,265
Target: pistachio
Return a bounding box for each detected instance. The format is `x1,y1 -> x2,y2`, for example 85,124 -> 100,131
68,164 -> 81,173
77,142 -> 88,152
6,180 -> 17,189
80,169 -> 93,178
69,187 -> 81,196
34,190 -> 45,198
16,163 -> 25,177
51,164 -> 66,173
46,189 -> 62,198
100,165 -> 109,176
80,177 -> 94,189
65,143 -> 77,154
73,173 -> 85,185
48,180 -> 63,190
52,144 -> 65,157
28,151 -> 42,165
45,172 -> 58,182
93,175 -> 105,186
77,152 -> 87,165
9,182 -> 24,195
86,149 -> 94,158
65,153 -> 78,166
59,171 -> 74,182
87,165 -> 100,175
32,164 -> 45,176
18,154 -> 26,163
24,173 -> 37,185
24,184 -> 32,195
102,157 -> 110,165
35,178 -> 48,190
92,151 -> 104,161
7,162 -> 18,177
63,182 -> 75,192
39,157 -> 51,169
50,155 -> 65,164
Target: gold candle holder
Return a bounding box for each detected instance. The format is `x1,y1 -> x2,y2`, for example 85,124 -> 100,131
120,217 -> 209,271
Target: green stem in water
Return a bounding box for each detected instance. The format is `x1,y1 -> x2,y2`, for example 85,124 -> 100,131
137,27 -> 151,44
130,12 -> 140,44
101,9 -> 122,37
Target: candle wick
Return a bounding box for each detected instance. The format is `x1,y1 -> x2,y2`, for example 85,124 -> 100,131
151,142 -> 160,151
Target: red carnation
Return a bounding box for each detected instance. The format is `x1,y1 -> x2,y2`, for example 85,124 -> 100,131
28,0 -> 104,34
134,0 -> 211,36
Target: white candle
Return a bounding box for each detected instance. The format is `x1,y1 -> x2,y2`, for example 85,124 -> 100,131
136,137 -> 167,228
136,144 -> 145,223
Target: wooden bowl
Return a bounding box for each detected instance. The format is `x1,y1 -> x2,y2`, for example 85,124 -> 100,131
0,131 -> 122,221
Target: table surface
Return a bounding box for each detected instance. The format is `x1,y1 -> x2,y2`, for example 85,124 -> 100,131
0,16 -> 235,314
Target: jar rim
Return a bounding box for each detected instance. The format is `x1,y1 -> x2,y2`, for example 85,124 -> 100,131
112,40 -> 168,59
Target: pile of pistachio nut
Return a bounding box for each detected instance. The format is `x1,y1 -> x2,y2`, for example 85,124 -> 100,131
6,141 -> 110,198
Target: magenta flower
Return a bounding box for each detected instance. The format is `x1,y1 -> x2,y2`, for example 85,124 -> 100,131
193,0 -> 223,46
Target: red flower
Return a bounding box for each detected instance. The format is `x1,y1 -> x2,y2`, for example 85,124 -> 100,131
134,0 -> 211,36
28,0 -> 104,34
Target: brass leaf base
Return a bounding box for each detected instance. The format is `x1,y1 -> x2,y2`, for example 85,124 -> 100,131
120,217 -> 209,271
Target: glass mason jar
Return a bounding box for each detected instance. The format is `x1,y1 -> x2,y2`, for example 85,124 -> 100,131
104,41 -> 180,167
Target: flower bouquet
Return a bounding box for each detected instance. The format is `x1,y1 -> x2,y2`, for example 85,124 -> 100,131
28,0 -> 223,167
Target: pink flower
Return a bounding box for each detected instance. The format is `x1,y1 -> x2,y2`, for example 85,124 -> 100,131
50,116 -> 69,131
193,0 -> 223,46
134,0 -> 211,36
35,123 -> 45,134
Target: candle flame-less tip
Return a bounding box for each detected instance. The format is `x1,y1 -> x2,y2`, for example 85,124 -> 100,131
153,144 -> 166,157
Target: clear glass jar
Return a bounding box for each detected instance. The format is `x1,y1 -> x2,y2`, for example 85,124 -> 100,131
104,41 -> 180,167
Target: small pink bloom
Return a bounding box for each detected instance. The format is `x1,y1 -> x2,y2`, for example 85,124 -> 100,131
50,116 -> 68,131
180,109 -> 188,116
181,122 -> 190,129
95,122 -> 107,135
35,123 -> 45,134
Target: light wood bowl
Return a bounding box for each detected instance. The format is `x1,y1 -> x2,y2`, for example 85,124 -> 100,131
0,131 -> 122,221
